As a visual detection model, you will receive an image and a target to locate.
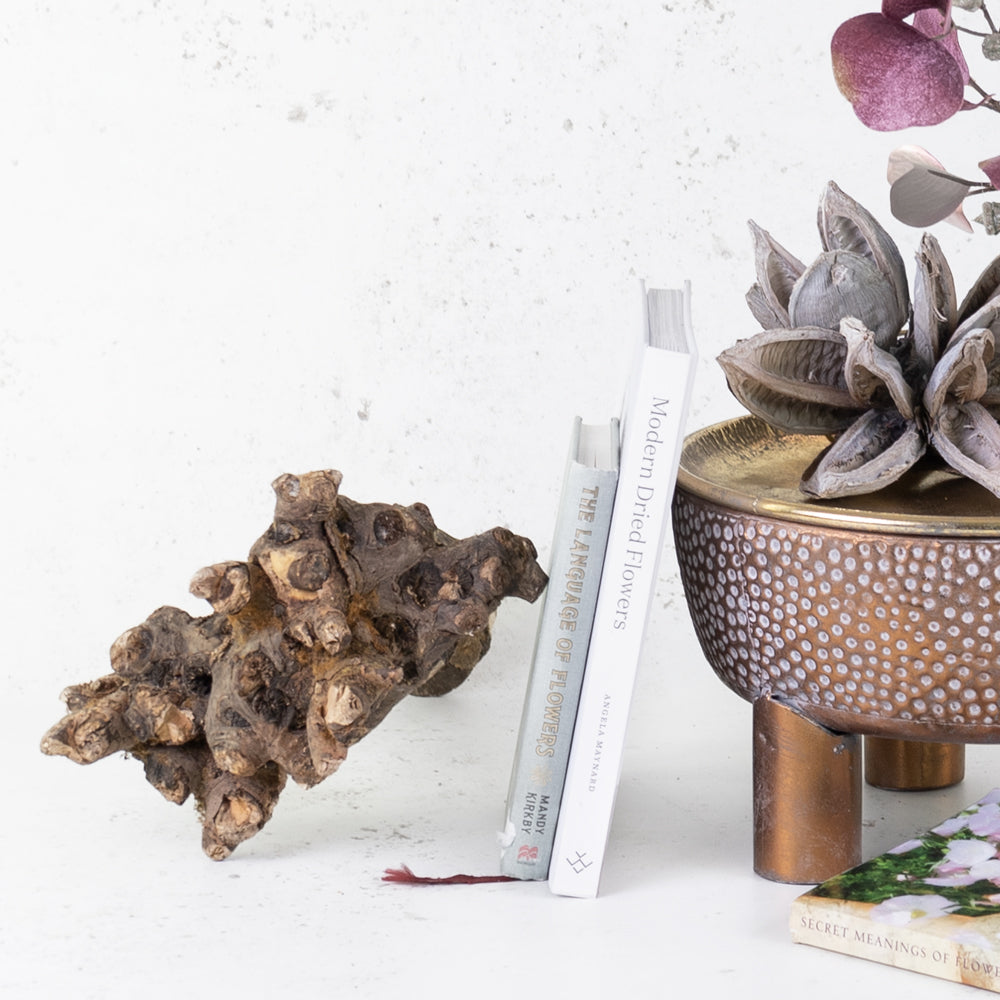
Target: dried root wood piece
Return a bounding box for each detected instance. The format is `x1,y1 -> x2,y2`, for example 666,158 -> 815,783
42,470 -> 546,859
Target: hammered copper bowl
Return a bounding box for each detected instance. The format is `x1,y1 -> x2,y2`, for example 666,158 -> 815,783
672,416 -> 1000,880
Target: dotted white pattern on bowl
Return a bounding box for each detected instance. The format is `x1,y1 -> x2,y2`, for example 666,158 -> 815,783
672,491 -> 1000,737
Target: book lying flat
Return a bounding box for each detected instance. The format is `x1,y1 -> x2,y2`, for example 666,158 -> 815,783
499,417 -> 620,879
792,789 -> 1000,993
548,282 -> 697,898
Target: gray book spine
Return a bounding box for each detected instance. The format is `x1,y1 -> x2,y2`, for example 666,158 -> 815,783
500,418 -> 619,879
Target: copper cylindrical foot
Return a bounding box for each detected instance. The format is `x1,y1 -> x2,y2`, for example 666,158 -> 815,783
864,736 -> 965,791
753,695 -> 861,884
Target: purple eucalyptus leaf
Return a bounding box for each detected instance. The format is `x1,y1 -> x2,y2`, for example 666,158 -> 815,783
890,166 -> 972,226
881,0 -> 950,20
912,7 -> 969,82
832,13 -> 967,129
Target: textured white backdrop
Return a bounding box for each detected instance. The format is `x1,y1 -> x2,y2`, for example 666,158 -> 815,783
2,3 -> 994,997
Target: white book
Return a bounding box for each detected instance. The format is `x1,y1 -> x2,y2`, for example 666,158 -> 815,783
499,417 -> 620,879
548,282 -> 698,898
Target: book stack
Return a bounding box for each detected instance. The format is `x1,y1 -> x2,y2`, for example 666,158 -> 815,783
501,282 -> 698,897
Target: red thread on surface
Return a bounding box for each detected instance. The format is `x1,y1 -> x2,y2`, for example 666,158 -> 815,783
382,864 -> 518,885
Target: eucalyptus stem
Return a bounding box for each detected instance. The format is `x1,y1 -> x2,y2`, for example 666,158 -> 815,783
968,77 -> 1000,114
982,1 -> 997,35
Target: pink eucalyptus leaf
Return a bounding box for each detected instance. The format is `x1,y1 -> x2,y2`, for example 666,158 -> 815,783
981,156 -> 1000,189
881,0 -> 950,20
913,7 -> 969,83
887,146 -> 974,230
887,143 -> 948,183
890,165 -> 974,228
832,13 -> 967,129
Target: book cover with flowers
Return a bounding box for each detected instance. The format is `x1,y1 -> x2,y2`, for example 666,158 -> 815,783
792,790 -> 1000,993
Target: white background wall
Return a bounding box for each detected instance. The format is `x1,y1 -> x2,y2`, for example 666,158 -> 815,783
3,2 -> 995,997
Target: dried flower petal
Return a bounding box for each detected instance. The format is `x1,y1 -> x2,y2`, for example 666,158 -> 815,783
840,316 -> 916,417
745,220 -> 805,329
930,400 -> 1000,493
911,232 -> 958,369
958,255 -> 1000,323
746,284 -> 786,331
975,204 -> 1000,237
718,327 -> 863,435
924,328 -> 993,423
954,297 -> 1000,342
818,181 -> 910,328
801,409 -> 925,497
967,304 -> 1000,416
789,250 -> 904,348
831,13 -> 967,130
726,184 -> 1000,500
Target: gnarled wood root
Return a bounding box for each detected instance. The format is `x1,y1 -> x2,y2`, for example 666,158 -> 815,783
42,470 -> 546,859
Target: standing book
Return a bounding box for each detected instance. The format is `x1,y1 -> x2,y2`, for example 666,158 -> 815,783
499,417 -> 620,879
792,789 -> 1000,993
548,282 -> 698,898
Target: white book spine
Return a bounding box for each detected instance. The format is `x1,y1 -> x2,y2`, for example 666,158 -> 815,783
549,285 -> 696,897
499,421 -> 618,878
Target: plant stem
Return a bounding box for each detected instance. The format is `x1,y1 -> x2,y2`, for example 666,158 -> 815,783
982,1 -> 997,35
968,77 -> 1000,114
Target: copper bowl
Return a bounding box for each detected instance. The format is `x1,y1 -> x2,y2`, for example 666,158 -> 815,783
673,416 -> 1000,745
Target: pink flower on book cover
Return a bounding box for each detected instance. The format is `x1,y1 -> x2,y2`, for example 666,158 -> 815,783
938,839 -> 998,869
932,793 -> 1000,837
923,838 -> 1000,887
932,815 -> 969,837
870,893 -> 958,925
924,867 -> 1000,888
887,838 -> 924,855
967,802 -> 1000,839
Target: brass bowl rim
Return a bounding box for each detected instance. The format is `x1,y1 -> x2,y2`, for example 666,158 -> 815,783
678,416 -> 1000,537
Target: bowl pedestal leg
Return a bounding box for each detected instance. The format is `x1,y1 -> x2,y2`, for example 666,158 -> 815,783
753,695 -> 861,884
752,697 -> 968,882
864,736 -> 965,791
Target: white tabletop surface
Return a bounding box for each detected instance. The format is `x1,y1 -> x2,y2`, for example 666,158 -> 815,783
3,2 -> 995,997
